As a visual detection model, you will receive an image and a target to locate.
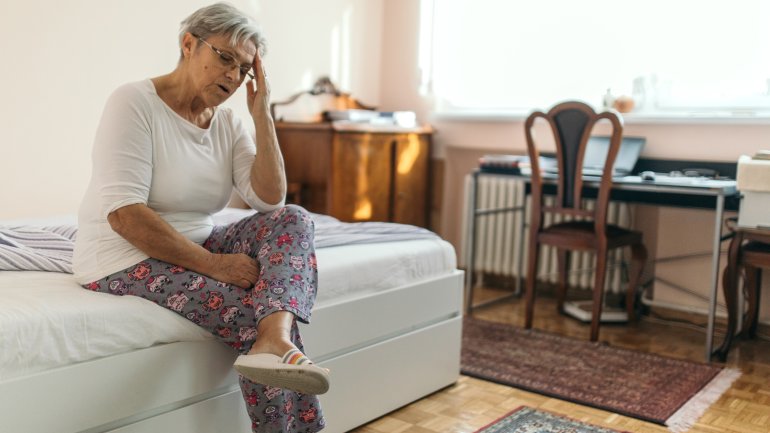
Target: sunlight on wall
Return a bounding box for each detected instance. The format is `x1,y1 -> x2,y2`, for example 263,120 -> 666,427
339,6 -> 352,92
330,24 -> 340,87
329,5 -> 353,91
301,70 -> 316,93
417,0 -> 434,96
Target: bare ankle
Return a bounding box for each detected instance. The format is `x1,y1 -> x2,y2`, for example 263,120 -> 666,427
247,311 -> 297,356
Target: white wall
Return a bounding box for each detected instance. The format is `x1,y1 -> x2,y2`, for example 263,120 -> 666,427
0,0 -> 383,219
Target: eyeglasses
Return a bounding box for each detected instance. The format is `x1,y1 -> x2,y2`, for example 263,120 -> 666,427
193,35 -> 254,80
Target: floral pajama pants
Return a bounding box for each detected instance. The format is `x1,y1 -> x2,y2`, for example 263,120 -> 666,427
82,205 -> 325,433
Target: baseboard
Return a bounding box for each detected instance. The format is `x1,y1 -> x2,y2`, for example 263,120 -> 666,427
471,274 -> 770,335
647,303 -> 726,328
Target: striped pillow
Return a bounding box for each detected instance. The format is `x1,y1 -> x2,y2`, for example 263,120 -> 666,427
0,226 -> 77,273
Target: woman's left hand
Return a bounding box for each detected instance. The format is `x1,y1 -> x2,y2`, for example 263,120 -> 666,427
246,51 -> 271,122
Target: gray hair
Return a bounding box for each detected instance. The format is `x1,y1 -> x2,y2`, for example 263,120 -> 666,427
179,2 -> 266,58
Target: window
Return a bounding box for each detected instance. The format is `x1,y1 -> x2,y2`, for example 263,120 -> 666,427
419,0 -> 770,119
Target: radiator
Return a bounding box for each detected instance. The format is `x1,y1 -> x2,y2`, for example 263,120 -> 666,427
461,174 -> 633,293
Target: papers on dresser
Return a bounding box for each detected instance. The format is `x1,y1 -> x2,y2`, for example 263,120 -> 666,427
325,110 -> 417,128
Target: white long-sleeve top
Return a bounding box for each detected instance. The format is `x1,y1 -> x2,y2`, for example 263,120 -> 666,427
73,79 -> 283,284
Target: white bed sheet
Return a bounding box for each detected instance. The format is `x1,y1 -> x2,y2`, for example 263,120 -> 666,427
0,271 -> 212,382
316,239 -> 456,305
0,238 -> 456,382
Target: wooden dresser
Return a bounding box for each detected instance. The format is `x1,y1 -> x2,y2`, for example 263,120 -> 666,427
275,121 -> 433,228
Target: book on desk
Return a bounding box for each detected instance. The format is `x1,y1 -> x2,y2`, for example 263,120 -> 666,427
478,154 -> 558,175
478,154 -> 528,174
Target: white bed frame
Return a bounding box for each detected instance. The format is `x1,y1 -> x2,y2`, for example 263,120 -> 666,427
0,270 -> 463,433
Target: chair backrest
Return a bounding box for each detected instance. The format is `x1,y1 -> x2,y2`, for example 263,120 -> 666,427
524,101 -> 623,237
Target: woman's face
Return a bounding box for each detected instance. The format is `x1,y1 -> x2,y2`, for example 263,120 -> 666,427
185,33 -> 257,106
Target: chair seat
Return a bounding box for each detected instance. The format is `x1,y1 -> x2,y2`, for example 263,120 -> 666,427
744,240 -> 770,254
741,241 -> 770,268
538,221 -> 643,250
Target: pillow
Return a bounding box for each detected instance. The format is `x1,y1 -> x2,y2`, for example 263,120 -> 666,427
0,226 -> 77,273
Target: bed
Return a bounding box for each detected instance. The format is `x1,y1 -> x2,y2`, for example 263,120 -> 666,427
0,209 -> 464,433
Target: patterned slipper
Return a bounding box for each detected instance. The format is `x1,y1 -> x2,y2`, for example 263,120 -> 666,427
233,348 -> 330,395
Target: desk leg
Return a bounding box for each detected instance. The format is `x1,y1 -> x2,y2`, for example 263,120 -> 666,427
515,183 -> 527,296
465,173 -> 479,315
705,194 -> 725,361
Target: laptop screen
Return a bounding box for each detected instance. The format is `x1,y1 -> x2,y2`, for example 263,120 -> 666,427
582,136 -> 645,176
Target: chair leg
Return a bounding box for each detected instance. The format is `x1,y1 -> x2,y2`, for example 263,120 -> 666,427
749,268 -> 762,338
590,247 -> 608,342
556,249 -> 570,313
742,266 -> 761,338
626,242 -> 647,322
714,234 -> 742,361
524,240 -> 541,330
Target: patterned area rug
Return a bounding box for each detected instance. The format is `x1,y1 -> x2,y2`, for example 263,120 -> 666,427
462,318 -> 741,432
476,406 -> 629,433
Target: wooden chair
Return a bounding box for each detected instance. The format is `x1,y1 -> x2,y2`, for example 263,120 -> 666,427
713,226 -> 770,361
523,101 -> 647,341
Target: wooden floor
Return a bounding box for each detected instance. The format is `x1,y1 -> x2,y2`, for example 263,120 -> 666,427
353,287 -> 770,433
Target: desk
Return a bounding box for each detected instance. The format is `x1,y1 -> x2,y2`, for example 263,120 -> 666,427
464,169 -> 738,361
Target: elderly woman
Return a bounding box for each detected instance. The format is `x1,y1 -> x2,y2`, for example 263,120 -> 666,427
72,3 -> 327,432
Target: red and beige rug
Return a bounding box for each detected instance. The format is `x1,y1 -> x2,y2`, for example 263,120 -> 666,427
476,406 -> 630,433
461,317 -> 741,432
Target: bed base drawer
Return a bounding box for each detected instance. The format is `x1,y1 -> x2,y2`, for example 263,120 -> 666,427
300,270 -> 464,361
105,389 -> 249,433
0,341 -> 238,433
318,315 -> 463,433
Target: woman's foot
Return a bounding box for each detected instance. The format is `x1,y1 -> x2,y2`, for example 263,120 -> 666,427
234,348 -> 330,395
235,311 -> 330,394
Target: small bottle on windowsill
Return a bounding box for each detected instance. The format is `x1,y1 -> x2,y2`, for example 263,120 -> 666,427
602,88 -> 615,110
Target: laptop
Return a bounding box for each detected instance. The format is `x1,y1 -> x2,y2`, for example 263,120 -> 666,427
581,136 -> 645,177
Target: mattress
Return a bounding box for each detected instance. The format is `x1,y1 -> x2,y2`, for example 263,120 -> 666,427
0,232 -> 456,382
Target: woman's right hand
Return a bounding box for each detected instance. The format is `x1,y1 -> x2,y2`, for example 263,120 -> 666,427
207,253 -> 260,288
246,51 -> 271,122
